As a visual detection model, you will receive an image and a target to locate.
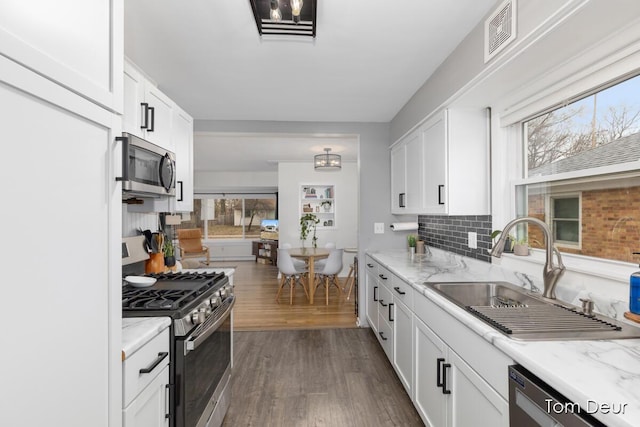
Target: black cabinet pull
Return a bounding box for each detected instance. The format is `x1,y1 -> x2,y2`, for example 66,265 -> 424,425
139,351 -> 168,374
177,180 -> 184,201
373,286 -> 378,302
378,274 -> 387,280
379,299 -> 387,307
393,286 -> 406,295
367,263 -> 374,268
379,331 -> 388,341
388,303 -> 394,322
148,106 -> 155,132
436,358 -> 445,388
140,102 -> 149,129
442,363 -> 452,394
438,185 -> 445,205
399,192 -> 406,208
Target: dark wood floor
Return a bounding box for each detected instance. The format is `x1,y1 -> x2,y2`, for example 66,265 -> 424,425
223,328 -> 423,426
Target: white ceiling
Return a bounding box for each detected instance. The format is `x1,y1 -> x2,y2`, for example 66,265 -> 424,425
124,0 -> 497,171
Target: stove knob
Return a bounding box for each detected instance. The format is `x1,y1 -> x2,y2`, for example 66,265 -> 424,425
191,309 -> 206,325
210,296 -> 220,308
220,288 -> 228,298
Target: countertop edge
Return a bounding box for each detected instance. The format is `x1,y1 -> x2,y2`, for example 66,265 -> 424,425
122,317 -> 172,361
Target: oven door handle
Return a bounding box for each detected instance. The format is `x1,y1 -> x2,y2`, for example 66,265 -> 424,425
185,296 -> 235,353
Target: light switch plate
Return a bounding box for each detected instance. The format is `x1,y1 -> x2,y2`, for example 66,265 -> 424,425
374,223 -> 385,234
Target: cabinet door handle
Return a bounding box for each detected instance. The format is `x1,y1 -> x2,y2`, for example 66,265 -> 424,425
367,263 -> 374,268
388,302 -> 394,322
177,180 -> 184,201
393,286 -> 406,295
373,286 -> 378,302
399,192 -> 406,208
165,384 -> 171,419
140,102 -> 149,129
442,363 -> 452,394
379,299 -> 387,307
436,358 -> 445,388
147,106 -> 155,132
438,185 -> 445,205
378,274 -> 387,280
379,331 -> 388,341
139,351 -> 168,374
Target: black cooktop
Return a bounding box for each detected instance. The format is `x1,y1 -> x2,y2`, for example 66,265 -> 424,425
122,271 -> 226,314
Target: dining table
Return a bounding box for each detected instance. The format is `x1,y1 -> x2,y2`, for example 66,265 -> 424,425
288,247 -> 330,304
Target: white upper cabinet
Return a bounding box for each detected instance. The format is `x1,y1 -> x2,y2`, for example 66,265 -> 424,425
0,0 -> 123,113
391,129 -> 425,214
391,108 -> 489,215
172,105 -> 194,212
123,59 -> 174,152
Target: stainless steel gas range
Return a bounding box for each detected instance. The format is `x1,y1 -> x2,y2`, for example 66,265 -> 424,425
123,236 -> 234,427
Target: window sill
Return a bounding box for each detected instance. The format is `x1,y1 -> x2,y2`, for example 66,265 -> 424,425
498,248 -> 636,283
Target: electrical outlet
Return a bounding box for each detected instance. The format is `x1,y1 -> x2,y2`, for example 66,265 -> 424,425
374,223 -> 385,234
468,231 -> 477,249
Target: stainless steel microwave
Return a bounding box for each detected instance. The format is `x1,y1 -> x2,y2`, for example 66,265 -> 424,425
117,133 -> 175,197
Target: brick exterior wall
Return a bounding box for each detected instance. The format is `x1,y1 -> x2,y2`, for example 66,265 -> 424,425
527,186 -> 640,263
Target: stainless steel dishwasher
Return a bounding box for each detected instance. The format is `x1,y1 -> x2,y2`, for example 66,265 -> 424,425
508,365 -> 606,426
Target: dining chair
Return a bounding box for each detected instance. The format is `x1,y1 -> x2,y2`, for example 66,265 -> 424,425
313,242 -> 336,270
280,242 -> 306,269
314,248 -> 343,305
276,248 -> 309,304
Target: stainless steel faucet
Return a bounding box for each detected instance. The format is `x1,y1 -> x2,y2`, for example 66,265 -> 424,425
489,217 -> 566,299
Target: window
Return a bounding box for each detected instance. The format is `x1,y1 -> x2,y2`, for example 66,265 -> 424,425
516,73 -> 640,263
178,195 -> 277,240
550,195 -> 580,247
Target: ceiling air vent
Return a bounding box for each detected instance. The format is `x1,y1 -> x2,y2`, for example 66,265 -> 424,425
484,0 -> 517,63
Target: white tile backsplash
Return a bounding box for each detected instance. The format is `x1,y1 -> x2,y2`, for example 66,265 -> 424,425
122,205 -> 159,237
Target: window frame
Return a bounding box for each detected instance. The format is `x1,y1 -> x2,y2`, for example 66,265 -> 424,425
547,192 -> 582,249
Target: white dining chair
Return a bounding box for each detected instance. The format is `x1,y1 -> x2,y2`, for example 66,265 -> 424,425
314,248 -> 343,305
280,242 -> 306,269
276,248 -> 309,304
313,242 -> 336,270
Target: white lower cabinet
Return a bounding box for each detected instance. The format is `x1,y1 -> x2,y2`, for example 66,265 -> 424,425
392,297 -> 414,398
365,255 -> 511,427
123,365 -> 169,427
365,257 -> 379,334
123,328 -> 170,427
414,316 -> 508,426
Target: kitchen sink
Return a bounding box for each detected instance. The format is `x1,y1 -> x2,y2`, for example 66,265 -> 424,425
426,281 -> 640,341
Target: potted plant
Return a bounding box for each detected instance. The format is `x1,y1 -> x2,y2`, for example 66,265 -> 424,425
320,200 -> 332,212
300,213 -> 320,248
513,238 -> 529,256
407,234 -> 417,254
491,230 -> 514,253
163,236 -> 176,267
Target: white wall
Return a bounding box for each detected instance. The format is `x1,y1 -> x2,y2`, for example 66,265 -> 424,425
278,162 -> 358,276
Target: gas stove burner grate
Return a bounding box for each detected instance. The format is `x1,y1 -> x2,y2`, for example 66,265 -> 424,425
146,271 -> 224,281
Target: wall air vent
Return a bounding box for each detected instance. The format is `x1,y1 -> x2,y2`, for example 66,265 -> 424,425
484,0 -> 517,63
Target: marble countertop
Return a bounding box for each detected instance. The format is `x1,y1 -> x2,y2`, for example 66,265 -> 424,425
122,317 -> 171,361
367,248 -> 640,427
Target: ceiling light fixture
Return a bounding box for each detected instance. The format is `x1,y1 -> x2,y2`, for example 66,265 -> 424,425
269,0 -> 282,22
249,0 -> 317,38
314,148 -> 341,171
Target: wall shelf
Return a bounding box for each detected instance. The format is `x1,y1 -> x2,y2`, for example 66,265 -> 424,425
300,184 -> 335,228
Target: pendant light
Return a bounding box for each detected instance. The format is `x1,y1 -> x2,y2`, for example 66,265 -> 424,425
314,148 -> 342,171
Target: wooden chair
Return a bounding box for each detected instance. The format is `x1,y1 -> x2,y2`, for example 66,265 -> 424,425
177,228 -> 210,265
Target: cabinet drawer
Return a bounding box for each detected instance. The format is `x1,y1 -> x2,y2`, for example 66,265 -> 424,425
123,327 -> 170,407
364,257 -> 378,276
377,265 -> 392,289
391,276 -> 414,309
